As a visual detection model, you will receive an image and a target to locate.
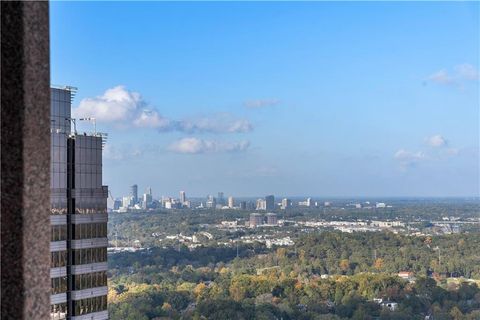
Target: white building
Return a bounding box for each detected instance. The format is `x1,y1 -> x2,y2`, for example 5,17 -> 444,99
228,196 -> 234,208
281,198 -> 292,210
299,198 -> 313,207
256,199 -> 267,211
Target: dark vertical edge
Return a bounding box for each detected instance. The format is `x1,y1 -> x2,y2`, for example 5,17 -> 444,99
66,137 -> 74,319
1,1 -> 50,319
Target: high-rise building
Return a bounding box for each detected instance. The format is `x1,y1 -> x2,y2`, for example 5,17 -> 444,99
299,197 -> 312,207
113,199 -> 122,210
142,192 -> 153,209
130,184 -> 138,205
246,201 -> 256,211
239,201 -> 247,210
256,199 -> 266,211
265,195 -> 275,211
50,87 -> 108,320
180,191 -> 186,204
266,212 -> 278,225
281,198 -> 292,210
217,192 -> 225,206
227,196 -> 234,208
122,196 -> 132,208
249,213 -> 263,228
206,195 -> 216,209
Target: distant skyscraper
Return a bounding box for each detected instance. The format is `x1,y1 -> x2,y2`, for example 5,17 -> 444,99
265,195 -> 275,211
228,196 -> 234,208
180,191 -> 186,204
113,199 -> 122,210
122,196 -> 132,208
206,195 -> 216,209
217,192 -> 225,206
142,192 -> 153,209
246,201 -> 255,211
266,212 -> 278,225
299,197 -> 312,207
240,201 -> 247,210
130,184 -> 138,204
249,213 -> 263,228
256,199 -> 267,211
50,87 -> 108,320
281,198 -> 292,210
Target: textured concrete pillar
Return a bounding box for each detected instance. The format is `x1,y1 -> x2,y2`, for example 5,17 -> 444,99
1,1 -> 51,319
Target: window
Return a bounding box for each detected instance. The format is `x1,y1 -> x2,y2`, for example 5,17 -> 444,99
51,225 -> 67,241
72,247 -> 106,265
72,295 -> 107,316
73,223 -> 107,240
50,303 -> 67,320
73,271 -> 107,290
51,251 -> 67,268
51,276 -> 67,294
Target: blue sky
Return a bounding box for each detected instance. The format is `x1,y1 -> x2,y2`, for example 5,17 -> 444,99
50,2 -> 479,198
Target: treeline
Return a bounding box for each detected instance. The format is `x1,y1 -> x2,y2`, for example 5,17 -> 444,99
231,231 -> 480,278
109,272 -> 480,319
111,232 -> 480,279
108,231 -> 480,319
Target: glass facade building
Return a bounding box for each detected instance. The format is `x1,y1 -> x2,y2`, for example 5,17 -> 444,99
50,87 -> 108,320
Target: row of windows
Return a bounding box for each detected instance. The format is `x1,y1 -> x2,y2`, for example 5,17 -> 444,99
51,223 -> 107,241
73,271 -> 107,291
74,151 -> 102,166
75,207 -> 108,215
51,276 -> 67,295
73,223 -> 107,240
50,302 -> 67,320
51,208 -> 107,215
51,251 -> 67,268
73,295 -> 107,316
72,247 -> 107,265
51,225 -> 67,241
74,136 -> 102,149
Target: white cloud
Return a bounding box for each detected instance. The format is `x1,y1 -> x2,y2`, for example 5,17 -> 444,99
175,114 -> 253,134
455,64 -> 479,81
168,138 -> 250,154
74,86 -> 144,122
426,135 -> 448,147
394,149 -> 426,168
74,86 -> 253,133
133,110 -> 171,130
428,70 -> 454,85
427,64 -> 478,86
244,99 -> 280,109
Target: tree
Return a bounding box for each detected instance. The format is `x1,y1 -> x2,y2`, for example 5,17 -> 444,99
450,306 -> 464,320
340,259 -> 350,273
374,258 -> 384,270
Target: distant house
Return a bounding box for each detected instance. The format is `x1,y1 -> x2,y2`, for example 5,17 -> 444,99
380,301 -> 398,311
374,298 -> 399,311
398,271 -> 415,281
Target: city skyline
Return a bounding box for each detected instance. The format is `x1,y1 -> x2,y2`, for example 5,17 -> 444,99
51,2 -> 479,198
